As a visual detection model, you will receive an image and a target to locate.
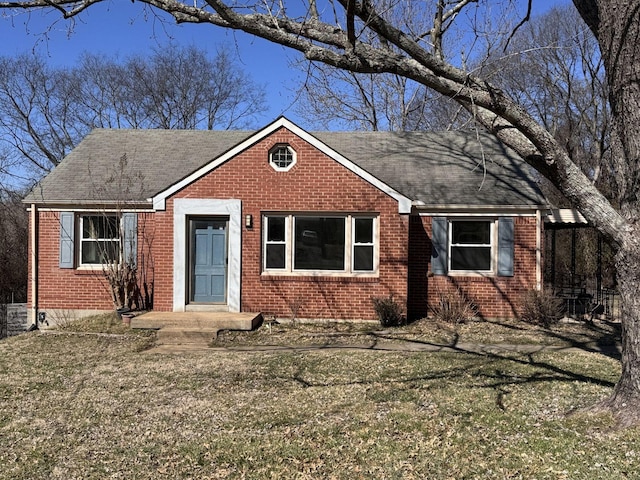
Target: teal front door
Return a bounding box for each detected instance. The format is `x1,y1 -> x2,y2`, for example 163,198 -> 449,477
190,218 -> 228,304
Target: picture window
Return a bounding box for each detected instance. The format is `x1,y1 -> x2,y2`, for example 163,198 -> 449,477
263,214 -> 377,274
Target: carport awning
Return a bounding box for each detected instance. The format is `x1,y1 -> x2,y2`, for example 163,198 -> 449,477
545,209 -> 588,227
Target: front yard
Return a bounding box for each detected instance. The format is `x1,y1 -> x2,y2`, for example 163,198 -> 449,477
0,316 -> 636,479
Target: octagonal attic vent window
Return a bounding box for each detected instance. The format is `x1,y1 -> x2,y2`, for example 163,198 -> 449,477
269,144 -> 296,171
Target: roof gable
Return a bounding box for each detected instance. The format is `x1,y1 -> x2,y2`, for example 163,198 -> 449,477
151,117 -> 412,213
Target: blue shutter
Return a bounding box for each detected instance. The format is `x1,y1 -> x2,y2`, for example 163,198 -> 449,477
59,212 -> 75,269
123,213 -> 138,266
497,217 -> 514,277
431,217 -> 448,275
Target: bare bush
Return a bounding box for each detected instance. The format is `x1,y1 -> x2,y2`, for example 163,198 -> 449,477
520,288 -> 565,328
371,295 -> 405,327
430,288 -> 477,324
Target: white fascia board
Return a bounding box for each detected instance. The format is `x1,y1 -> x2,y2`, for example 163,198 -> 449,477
415,204 -> 545,216
152,117 -> 412,213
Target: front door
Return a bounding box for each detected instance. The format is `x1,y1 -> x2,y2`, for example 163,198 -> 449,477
190,218 -> 228,304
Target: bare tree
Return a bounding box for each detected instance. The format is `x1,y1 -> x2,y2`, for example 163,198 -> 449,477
488,5 -> 611,194
485,5 -> 615,291
0,54 -> 82,182
297,63 -> 467,131
1,0 -> 640,425
87,153 -> 155,312
126,45 -> 267,130
71,53 -> 145,130
0,187 -> 28,304
0,44 -> 267,189
70,45 -> 267,131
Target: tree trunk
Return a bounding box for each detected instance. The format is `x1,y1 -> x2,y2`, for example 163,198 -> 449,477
575,0 -> 640,424
603,244 -> 640,426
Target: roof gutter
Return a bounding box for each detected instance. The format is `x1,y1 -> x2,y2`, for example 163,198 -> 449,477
413,202 -> 549,215
24,199 -> 154,211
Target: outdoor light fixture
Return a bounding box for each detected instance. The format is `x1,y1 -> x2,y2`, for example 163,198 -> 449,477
245,214 -> 253,228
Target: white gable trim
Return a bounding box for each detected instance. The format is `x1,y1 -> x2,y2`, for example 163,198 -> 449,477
152,117 -> 412,213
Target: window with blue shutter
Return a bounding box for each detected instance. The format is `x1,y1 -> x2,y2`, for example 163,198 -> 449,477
431,217 -> 448,275
59,212 -> 75,269
123,213 -> 138,266
497,217 -> 515,277
431,216 -> 515,276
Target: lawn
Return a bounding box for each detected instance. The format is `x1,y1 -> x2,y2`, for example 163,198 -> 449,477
0,316 -> 637,479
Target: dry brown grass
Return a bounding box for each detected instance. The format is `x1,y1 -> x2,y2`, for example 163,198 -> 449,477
0,316 -> 633,479
215,316 -> 621,351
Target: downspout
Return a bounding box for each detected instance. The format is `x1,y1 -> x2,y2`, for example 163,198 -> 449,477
30,203 -> 38,328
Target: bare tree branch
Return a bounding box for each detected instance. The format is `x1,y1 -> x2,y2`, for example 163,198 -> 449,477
503,0 -> 532,52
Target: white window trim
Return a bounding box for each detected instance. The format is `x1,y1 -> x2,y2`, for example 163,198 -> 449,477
77,214 -> 121,269
269,144 -> 297,172
351,216 -> 378,273
447,218 -> 497,275
263,214 -> 378,276
264,215 -> 290,271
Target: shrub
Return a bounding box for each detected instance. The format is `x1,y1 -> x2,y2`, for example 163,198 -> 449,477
371,295 -> 405,327
520,288 -> 564,328
430,288 -> 477,324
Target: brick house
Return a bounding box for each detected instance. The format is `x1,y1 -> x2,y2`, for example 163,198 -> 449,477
24,117 -> 548,325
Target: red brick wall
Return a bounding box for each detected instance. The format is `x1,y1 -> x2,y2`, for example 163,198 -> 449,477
28,211 -> 156,312
411,215 -> 539,320
29,211 -> 113,311
154,127 -> 410,320
29,126 -> 540,322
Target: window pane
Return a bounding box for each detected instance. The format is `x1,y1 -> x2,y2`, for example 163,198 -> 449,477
294,217 -> 345,270
81,240 -> 119,264
83,215 -> 119,239
452,221 -> 490,245
354,245 -> 374,271
354,218 -> 373,244
451,246 -> 491,270
81,241 -> 99,264
267,217 -> 286,242
266,244 -> 286,269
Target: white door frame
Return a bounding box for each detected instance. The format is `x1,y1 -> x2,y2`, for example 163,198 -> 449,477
173,199 -> 241,312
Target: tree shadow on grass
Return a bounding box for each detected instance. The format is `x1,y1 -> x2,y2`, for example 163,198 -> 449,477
473,317 -> 621,360
280,329 -> 618,395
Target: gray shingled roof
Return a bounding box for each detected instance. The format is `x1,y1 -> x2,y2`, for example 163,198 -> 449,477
316,130 -> 546,207
24,127 -> 546,208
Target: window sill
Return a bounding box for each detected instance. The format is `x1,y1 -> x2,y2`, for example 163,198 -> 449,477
76,265 -> 108,271
432,271 -> 505,281
447,270 -> 495,277
261,272 -> 379,283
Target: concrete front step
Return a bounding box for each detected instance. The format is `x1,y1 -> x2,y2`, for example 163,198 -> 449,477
157,327 -> 221,345
131,311 -> 262,346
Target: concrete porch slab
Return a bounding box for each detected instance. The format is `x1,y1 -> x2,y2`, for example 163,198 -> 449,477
131,311 -> 262,330
131,311 -> 262,346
